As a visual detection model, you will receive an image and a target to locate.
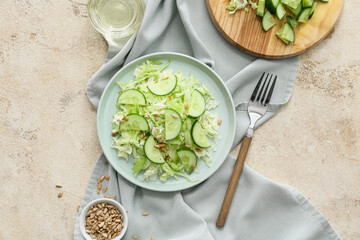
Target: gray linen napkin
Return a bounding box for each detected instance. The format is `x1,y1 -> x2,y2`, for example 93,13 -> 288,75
75,1 -> 340,239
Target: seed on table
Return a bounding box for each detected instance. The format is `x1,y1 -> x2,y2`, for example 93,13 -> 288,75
171,113 -> 178,119
151,237 -> 155,240
123,115 -> 129,121
97,190 -> 100,194
112,132 -> 118,137
97,183 -> 102,190
105,175 -> 110,180
184,102 -> 188,109
97,178 -> 100,184
185,145 -> 191,148
104,161 -> 108,165
218,119 -> 222,125
132,235 -> 140,239
113,195 -> 116,200
58,192 -> 63,198
55,184 -> 63,188
100,176 -> 105,182
77,205 -> 80,212
104,195 -> 111,198
103,186 -> 107,193
142,211 -> 150,216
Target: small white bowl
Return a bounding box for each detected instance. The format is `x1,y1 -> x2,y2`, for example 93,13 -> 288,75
80,198 -> 128,240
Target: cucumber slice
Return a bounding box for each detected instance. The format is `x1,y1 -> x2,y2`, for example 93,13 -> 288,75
302,0 -> 314,8
144,136 -> 164,164
281,0 -> 301,9
147,75 -> 177,96
257,0 -> 266,17
188,89 -> 206,118
120,114 -> 150,131
191,120 -> 211,148
262,11 -> 277,32
287,15 -> 297,27
265,0 -> 280,14
287,2 -> 302,15
177,149 -> 197,174
276,23 -> 295,44
164,108 -> 182,140
296,8 -> 311,23
117,89 -> 146,105
309,2 -> 317,18
276,3 -> 286,20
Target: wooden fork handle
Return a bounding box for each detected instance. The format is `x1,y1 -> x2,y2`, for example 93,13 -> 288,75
216,136 -> 252,227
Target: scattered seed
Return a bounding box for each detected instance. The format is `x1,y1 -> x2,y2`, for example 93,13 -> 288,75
140,133 -> 145,139
141,105 -> 147,107
156,135 -> 162,140
184,112 -> 188,116
105,175 -> 110,181
171,113 -> 179,119
142,211 -> 150,216
97,190 -> 100,194
154,145 -> 160,149
97,183 -> 102,190
144,113 -> 149,118
218,119 -> 222,125
97,178 -> 101,184
168,96 -> 173,99
151,237 -> 155,240
185,145 -> 191,148
166,146 -> 170,150
55,184 -> 63,188
104,195 -> 111,198
123,115 -> 129,121
132,235 -> 140,239
126,210 -> 128,212
160,148 -> 165,153
103,186 -> 108,193
155,117 -> 159,121
165,155 -> 170,161
119,119 -> 124,124
157,106 -> 164,111
163,76 -> 169,80
58,192 -> 63,198
153,127 -> 159,135
100,176 -> 105,182
112,132 -> 118,137
104,161 -> 108,165
184,102 -> 188,109
77,205 -> 80,212
113,195 -> 117,200
158,144 -> 166,148
153,113 -> 158,117
195,148 -> 202,152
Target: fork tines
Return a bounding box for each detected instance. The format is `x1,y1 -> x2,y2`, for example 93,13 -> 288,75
250,72 -> 277,105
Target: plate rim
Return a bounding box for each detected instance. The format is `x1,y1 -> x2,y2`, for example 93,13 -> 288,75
96,52 -> 236,192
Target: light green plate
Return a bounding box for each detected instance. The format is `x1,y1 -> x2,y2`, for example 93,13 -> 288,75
97,52 -> 235,192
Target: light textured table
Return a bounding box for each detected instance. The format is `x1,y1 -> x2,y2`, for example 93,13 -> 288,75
0,0 -> 359,239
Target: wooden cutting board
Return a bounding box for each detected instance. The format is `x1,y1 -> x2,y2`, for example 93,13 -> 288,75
206,0 -> 344,59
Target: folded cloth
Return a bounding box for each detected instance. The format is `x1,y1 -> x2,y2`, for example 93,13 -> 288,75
74,0 -> 340,239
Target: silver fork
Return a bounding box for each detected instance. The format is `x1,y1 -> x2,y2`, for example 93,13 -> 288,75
216,73 -> 277,227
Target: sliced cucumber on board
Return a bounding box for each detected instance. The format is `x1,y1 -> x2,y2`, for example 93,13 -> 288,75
164,108 -> 182,140
257,0 -> 266,17
281,0 -> 301,9
302,0 -> 314,8
276,23 -> 295,44
288,2 -> 302,15
266,0 -> 280,14
188,89 -> 206,118
119,114 -> 150,131
262,11 -> 277,31
309,2 -> 317,18
147,75 -> 177,96
177,149 -> 197,174
297,8 -> 312,22
117,89 -> 146,105
144,136 -> 165,164
191,120 -> 211,148
287,15 -> 297,27
276,3 -> 286,20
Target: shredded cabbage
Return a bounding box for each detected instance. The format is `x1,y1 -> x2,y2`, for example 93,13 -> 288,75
112,60 -> 220,182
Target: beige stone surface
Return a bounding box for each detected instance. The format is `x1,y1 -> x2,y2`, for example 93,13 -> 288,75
0,0 -> 359,239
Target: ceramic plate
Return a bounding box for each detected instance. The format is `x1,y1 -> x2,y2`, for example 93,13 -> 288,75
97,52 -> 235,192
